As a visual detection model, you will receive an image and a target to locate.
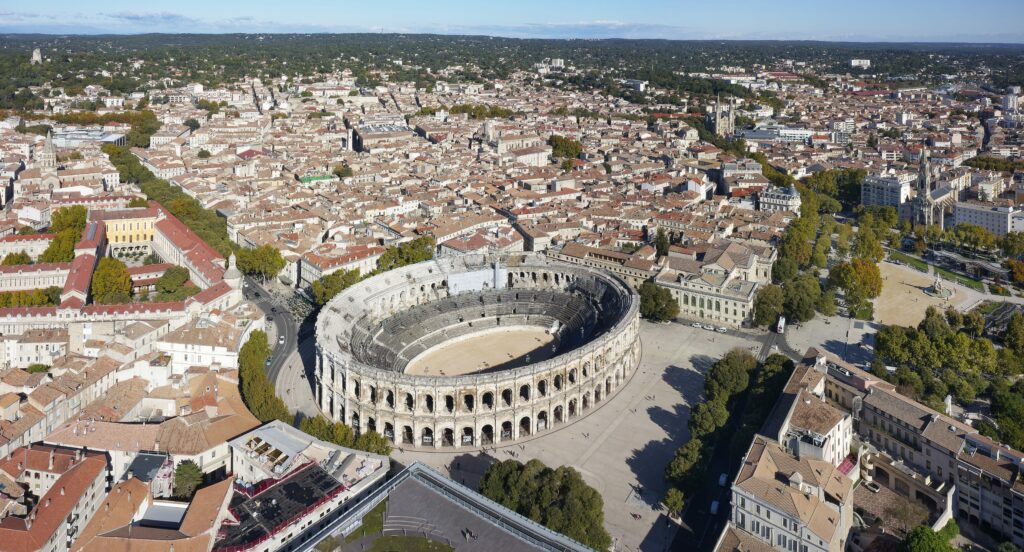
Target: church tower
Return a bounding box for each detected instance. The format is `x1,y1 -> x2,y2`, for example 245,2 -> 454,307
38,130 -> 57,170
916,146 -> 938,228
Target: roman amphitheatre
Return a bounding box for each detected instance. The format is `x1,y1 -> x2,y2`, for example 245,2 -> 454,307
314,252 -> 641,448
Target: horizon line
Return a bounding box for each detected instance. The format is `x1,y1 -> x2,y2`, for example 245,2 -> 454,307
1,31 -> 1023,46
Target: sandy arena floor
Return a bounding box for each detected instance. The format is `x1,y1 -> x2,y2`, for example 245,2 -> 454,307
874,262 -> 965,327
404,327 -> 556,376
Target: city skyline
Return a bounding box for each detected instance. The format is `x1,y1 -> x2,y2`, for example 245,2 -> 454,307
3,0 -> 1024,43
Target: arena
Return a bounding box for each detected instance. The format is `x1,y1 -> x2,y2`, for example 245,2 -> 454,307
314,252 -> 641,448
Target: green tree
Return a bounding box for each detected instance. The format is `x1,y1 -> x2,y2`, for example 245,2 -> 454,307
39,230 -> 78,263
1,251 -> 32,266
663,487 -> 685,517
754,284 -> 784,327
902,522 -> 958,552
1005,312 -> 1024,356
184,118 -> 200,132
689,399 -> 729,437
238,330 -> 293,424
173,460 -> 204,498
26,363 -> 50,374
197,149 -> 211,159
50,205 -> 88,235
547,135 -> 583,159
312,268 -> 361,307
237,245 -> 286,282
16,226 -> 36,236
91,258 -> 132,304
784,273 -> 821,323
332,164 -> 354,178
156,266 -> 190,294
705,349 -> 755,402
127,197 -> 149,208
479,459 -> 611,550
854,230 -> 885,263
639,282 -> 679,322
654,227 -> 670,257
353,431 -> 393,456
665,438 -> 704,488
374,236 -> 435,274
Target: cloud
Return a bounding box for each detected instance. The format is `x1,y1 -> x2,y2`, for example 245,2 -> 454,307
101,11 -> 199,26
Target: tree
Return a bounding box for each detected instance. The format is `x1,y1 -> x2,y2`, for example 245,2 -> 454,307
174,460 -> 204,498
374,236 -> 435,273
754,285 -> 784,327
38,230 -> 78,263
663,487 -> 685,517
16,226 -> 36,235
654,227 -> 670,257
1,251 -> 32,266
1006,312 -> 1024,356
91,258 -> 132,304
784,273 -> 821,323
237,245 -> 286,282
312,268 -> 361,307
705,349 -> 755,402
127,197 -> 149,208
332,164 -> 353,178
817,289 -> 838,316
547,135 -> 583,159
156,266 -> 190,294
639,282 -> 679,322
854,230 -> 885,263
689,399 -> 729,437
902,522 -> 958,552
772,257 -> 798,284
183,118 -> 200,132
197,149 -> 211,159
50,206 -> 88,234
353,431 -> 393,456
26,364 -> 49,374
238,330 -> 293,424
479,459 -> 612,550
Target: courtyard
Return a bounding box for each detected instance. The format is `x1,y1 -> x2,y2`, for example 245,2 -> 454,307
874,260 -> 968,327
392,320 -> 761,552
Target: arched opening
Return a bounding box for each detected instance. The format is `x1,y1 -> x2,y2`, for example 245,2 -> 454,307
519,384 -> 531,402
482,424 -> 494,445
582,363 -> 589,378
442,428 -> 455,447
519,416 -> 532,437
385,390 -> 394,409
404,393 -> 414,412
351,413 -> 360,430
501,421 -> 513,441
352,380 -> 361,399
554,374 -> 563,391
582,393 -> 590,411
461,427 -> 474,446
369,386 -> 378,405
568,369 -> 577,384
402,426 -> 414,444
425,394 -> 434,413
482,392 -> 494,410
501,388 -> 513,407
538,380 -> 548,397
606,377 -> 612,395
463,394 -> 475,412
367,417 -> 377,433
444,395 -> 455,414
422,427 -> 434,446
554,405 -> 564,423
537,411 -> 548,431
383,422 -> 394,441
568,399 -> 577,417
595,386 -> 602,403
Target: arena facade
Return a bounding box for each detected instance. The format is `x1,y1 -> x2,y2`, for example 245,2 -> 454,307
314,252 -> 641,448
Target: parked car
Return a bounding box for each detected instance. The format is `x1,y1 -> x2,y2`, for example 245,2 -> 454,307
702,324 -> 715,330
278,335 -> 285,344
863,481 -> 881,493
715,327 -> 727,334
718,473 -> 728,487
710,500 -> 720,515
691,322 -> 702,328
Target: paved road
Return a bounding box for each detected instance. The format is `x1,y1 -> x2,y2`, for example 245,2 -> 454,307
243,277 -> 320,417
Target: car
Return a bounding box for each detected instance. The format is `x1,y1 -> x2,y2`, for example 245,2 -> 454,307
710,500 -> 720,515
863,481 -> 881,493
271,307 -> 277,313
254,292 -> 261,298
278,335 -> 285,344
718,473 -> 728,487
264,358 -> 272,367
715,327 -> 727,334
243,281 -> 249,288
702,324 -> 715,330
691,322 -> 702,328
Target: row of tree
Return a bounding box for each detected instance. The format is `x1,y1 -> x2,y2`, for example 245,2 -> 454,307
297,416 -> 392,456
0,287 -> 62,308
663,349 -> 758,516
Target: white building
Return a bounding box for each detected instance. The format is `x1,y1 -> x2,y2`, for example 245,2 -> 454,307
952,201 -> 1023,237
850,59 -> 871,69
759,185 -> 802,216
861,171 -> 914,217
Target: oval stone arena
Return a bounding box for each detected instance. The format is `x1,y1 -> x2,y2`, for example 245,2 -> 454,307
314,252 -> 641,448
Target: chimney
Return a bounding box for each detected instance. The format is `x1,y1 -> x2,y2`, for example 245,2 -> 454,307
48,449 -> 54,471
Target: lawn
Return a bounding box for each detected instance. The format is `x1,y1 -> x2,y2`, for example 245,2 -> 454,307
367,536 -> 453,552
346,499 -> 387,543
888,251 -> 929,272
933,266 -> 985,291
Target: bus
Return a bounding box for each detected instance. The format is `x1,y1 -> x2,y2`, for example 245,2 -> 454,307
776,315 -> 786,334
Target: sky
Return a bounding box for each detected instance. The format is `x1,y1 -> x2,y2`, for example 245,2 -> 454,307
3,0 -> 1024,43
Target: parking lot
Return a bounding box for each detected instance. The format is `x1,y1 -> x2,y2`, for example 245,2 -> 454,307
392,320 -> 762,552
